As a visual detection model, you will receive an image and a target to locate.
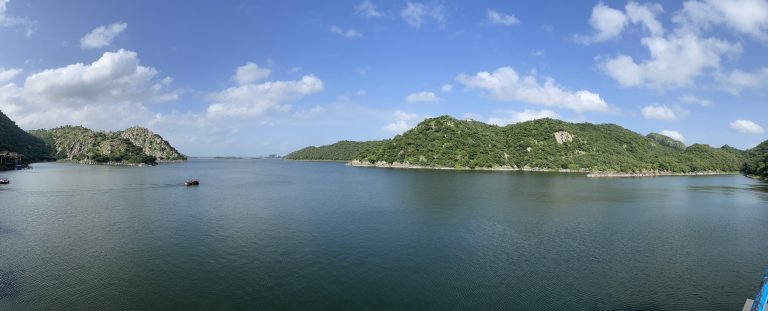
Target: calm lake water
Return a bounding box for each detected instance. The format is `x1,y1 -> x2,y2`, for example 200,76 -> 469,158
1,159 -> 767,310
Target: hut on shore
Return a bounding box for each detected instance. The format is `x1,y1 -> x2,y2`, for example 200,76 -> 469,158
0,151 -> 23,170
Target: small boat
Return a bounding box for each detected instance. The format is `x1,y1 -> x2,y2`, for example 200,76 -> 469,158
745,268 -> 768,311
0,178 -> 9,185
184,179 -> 199,186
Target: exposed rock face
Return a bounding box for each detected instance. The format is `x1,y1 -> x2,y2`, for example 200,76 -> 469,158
118,127 -> 186,161
29,125 -> 185,165
553,131 -> 574,144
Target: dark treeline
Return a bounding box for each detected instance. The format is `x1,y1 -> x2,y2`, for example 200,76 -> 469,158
285,140 -> 385,161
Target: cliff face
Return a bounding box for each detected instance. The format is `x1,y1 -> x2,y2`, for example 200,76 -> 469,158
29,126 -> 185,165
118,127 -> 186,161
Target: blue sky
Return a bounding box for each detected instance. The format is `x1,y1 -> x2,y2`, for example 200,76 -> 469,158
1,0 -> 767,156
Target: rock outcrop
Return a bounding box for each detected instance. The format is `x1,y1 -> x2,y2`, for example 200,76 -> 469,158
29,125 -> 186,165
553,131 -> 574,144
118,127 -> 186,161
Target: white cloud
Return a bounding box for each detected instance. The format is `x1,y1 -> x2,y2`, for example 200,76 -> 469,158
80,22 -> 128,49
400,2 -> 445,28
207,75 -> 324,118
487,9 -> 519,26
598,32 -> 740,89
642,105 -> 677,120
456,66 -> 610,113
291,105 -> 327,120
405,91 -> 439,103
625,1 -> 665,36
232,62 -> 271,85
730,119 -> 765,134
0,67 -> 21,83
660,130 -> 686,142
487,109 -> 560,126
0,49 -> 176,130
679,94 -> 713,106
0,0 -> 36,36
355,0 -> 382,18
330,25 -> 363,38
577,2 -> 629,43
577,2 -> 664,44
715,67 -> 768,94
383,110 -> 422,133
440,83 -> 453,92
675,0 -> 768,40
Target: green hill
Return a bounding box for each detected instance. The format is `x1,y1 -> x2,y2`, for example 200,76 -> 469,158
29,125 -> 185,165
291,115 -> 747,173
646,132 -> 686,150
118,126 -> 186,161
285,140 -> 385,161
742,140 -> 768,180
0,109 -> 52,164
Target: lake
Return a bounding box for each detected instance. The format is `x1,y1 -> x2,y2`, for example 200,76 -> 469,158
1,159 -> 767,310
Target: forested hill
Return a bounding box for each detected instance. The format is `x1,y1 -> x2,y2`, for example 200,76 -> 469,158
357,116 -> 745,172
0,109 -> 52,163
288,115 -> 748,173
29,126 -> 186,165
285,140 -> 385,161
742,139 -> 768,180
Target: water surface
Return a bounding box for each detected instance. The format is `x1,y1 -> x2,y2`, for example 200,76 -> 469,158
1,160 -> 767,310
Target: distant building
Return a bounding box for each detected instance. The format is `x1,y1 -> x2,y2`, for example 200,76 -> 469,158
0,151 -> 23,170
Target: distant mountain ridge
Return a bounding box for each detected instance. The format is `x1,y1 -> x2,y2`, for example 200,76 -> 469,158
289,116 -> 750,174
29,125 -> 186,165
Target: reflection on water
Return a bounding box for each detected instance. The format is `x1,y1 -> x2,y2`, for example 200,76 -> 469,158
690,181 -> 768,199
0,269 -> 19,300
0,160 -> 767,310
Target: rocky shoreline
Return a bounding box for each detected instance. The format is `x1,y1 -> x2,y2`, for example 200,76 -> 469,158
347,160 -> 736,177
348,160 -> 587,172
585,171 -> 735,178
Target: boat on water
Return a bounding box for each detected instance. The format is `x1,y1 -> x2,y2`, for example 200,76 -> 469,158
744,268 -> 768,311
184,179 -> 199,186
0,178 -> 9,185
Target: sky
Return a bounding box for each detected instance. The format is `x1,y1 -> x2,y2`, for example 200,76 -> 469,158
0,0 -> 767,156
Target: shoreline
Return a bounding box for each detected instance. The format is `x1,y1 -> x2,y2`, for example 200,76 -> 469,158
347,160 -> 738,177
50,159 -> 187,167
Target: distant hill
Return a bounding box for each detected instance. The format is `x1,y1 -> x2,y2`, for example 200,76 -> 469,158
118,126 -> 186,161
0,109 -> 52,164
285,140 -> 385,161
743,140 -> 768,180
646,132 -> 686,150
289,116 -> 748,173
29,125 -> 186,165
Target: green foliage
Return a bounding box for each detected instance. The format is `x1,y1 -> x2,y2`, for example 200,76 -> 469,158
353,116 -> 747,173
118,126 -> 186,161
0,109 -> 53,163
28,125 -> 177,165
742,140 -> 768,180
285,140 -> 385,161
646,133 -> 686,150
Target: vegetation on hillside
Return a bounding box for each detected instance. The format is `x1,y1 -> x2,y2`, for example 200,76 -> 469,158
29,125 -> 185,165
646,133 -> 686,150
742,140 -> 768,180
315,116 -> 747,173
0,109 -> 53,163
285,140 -> 385,161
119,126 -> 186,161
